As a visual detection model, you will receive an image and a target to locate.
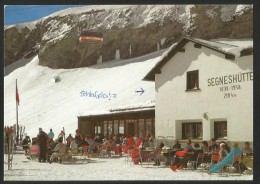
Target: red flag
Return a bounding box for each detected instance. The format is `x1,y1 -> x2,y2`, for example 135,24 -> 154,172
16,83 -> 20,105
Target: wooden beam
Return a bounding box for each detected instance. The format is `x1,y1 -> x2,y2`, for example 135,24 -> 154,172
240,48 -> 253,57
155,70 -> 161,74
179,48 -> 185,52
225,54 -> 235,60
194,43 -> 202,48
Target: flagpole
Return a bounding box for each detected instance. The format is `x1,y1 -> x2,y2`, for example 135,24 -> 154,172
16,79 -> 19,146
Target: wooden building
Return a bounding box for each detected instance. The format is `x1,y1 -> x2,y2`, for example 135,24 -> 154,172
78,107 -> 155,138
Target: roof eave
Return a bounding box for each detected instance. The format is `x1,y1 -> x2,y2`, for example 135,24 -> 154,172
143,37 -> 238,81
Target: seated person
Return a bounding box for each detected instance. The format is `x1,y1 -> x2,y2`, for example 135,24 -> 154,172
209,143 -> 242,173
141,141 -> 164,166
170,140 -> 195,171
135,137 -> 143,149
102,137 -> 112,157
88,138 -> 101,154
218,143 -> 229,162
184,139 -> 193,151
49,138 -> 66,163
46,138 -> 55,161
70,138 -> 78,153
163,139 -> 182,165
201,141 -> 209,153
78,136 -> 89,148
190,143 -> 204,169
242,142 -> 253,156
148,136 -> 155,147
208,138 -> 220,153
27,140 -> 39,160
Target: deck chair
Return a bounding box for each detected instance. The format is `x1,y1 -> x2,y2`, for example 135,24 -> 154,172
208,154 -> 220,172
192,153 -> 206,171
224,155 -> 242,176
131,149 -> 143,166
147,147 -> 162,167
169,150 -> 188,171
124,148 -> 134,165
114,145 -> 122,156
27,145 -> 39,161
99,144 -> 111,157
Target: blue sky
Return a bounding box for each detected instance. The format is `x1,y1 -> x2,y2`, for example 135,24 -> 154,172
4,5 -> 85,25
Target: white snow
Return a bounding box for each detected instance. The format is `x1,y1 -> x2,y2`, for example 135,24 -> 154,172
42,22 -> 72,43
97,56 -> 102,64
220,5 -> 237,22
4,49 -> 167,139
115,49 -> 120,60
194,38 -> 253,58
4,5 -> 253,46
4,20 -> 37,32
235,5 -> 253,16
4,153 -> 252,180
206,6 -> 218,19
160,38 -> 166,46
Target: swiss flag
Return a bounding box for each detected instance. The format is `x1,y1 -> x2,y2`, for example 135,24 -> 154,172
16,82 -> 20,105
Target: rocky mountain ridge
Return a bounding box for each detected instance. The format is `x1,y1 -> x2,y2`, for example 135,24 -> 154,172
4,5 -> 253,69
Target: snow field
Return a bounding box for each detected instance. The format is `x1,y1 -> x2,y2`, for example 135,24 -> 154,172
4,153 -> 252,181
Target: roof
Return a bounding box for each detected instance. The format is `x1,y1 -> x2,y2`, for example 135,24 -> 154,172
143,37 -> 253,81
78,105 -> 155,118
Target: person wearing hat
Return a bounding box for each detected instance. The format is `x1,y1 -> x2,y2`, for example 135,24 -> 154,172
218,143 -> 229,161
37,128 -> 48,162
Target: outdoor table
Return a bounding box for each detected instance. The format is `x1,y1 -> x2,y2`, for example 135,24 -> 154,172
140,148 -> 154,162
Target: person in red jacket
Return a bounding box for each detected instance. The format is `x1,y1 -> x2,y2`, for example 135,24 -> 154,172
135,137 -> 143,149
127,135 -> 135,148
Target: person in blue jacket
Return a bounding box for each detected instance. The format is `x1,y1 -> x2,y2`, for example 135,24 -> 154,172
209,142 -> 241,173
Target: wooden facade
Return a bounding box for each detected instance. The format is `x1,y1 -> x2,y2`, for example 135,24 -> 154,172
78,109 -> 155,138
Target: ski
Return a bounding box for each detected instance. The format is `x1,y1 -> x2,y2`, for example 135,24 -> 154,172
63,127 -> 65,143
19,125 -> 23,144
8,131 -> 14,170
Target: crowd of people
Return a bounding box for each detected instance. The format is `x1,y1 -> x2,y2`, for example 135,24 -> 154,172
17,127 -> 253,174
167,138 -> 253,173
23,128 -> 157,163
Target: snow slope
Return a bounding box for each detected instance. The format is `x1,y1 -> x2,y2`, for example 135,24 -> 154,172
4,38 -> 253,138
4,49 -> 166,138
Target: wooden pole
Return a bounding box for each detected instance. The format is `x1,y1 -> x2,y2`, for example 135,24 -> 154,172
16,79 -> 19,146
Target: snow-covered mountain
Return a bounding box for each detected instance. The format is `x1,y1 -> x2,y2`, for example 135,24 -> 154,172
4,4 -> 253,138
4,5 -> 253,68
4,48 -> 166,138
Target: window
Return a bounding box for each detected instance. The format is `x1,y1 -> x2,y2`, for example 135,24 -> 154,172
114,120 -> 119,135
119,120 -> 124,134
186,70 -> 199,90
214,121 -> 227,139
94,122 -> 101,135
146,119 -> 152,136
104,121 -> 107,136
108,121 -> 113,135
182,122 -> 202,139
139,119 -> 145,137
